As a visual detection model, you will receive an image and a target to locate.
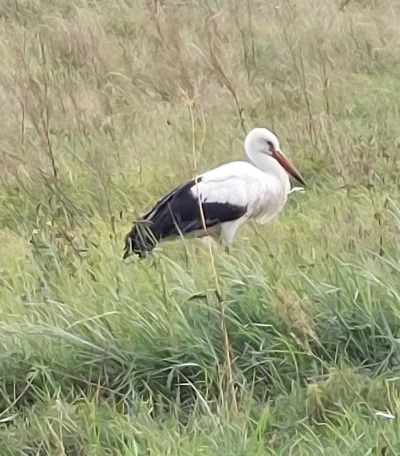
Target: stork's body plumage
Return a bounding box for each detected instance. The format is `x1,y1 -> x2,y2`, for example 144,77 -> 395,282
123,128 -> 306,259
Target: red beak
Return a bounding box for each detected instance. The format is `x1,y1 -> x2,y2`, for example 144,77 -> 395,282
273,150 -> 306,186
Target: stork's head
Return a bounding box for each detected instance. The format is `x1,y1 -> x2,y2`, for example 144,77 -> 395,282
244,127 -> 306,186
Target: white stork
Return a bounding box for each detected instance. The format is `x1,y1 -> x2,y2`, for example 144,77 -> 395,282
123,127 -> 306,259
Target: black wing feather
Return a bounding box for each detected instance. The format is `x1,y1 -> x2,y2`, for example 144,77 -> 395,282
123,178 -> 247,258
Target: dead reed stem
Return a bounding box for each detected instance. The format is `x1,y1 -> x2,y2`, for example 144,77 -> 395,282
189,104 -> 237,412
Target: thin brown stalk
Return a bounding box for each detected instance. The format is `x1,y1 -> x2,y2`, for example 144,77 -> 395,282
247,0 -> 256,67
276,7 -> 318,151
188,102 -> 197,173
206,17 -> 247,135
20,98 -> 25,145
190,122 -> 237,412
195,184 -> 237,412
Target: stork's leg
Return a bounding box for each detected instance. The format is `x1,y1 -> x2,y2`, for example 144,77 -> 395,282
224,245 -> 230,255
220,217 -> 247,252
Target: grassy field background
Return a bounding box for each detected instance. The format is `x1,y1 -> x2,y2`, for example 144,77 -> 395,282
0,0 -> 400,454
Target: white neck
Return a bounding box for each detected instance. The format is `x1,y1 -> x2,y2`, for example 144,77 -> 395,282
245,147 -> 291,193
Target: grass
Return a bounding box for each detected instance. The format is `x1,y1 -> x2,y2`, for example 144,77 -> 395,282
0,0 -> 400,453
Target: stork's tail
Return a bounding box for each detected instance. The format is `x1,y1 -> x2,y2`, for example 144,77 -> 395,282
122,222 -> 157,259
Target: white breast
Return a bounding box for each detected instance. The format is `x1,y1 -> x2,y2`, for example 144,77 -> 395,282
250,174 -> 289,225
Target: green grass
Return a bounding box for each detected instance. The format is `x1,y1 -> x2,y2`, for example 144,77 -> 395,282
0,0 -> 400,454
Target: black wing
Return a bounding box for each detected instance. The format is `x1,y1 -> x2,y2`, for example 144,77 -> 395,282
123,177 -> 247,258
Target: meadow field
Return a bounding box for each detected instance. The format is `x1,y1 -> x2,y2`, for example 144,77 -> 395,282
0,0 -> 400,454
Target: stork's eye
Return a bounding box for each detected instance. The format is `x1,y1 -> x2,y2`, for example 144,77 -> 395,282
267,140 -> 273,148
